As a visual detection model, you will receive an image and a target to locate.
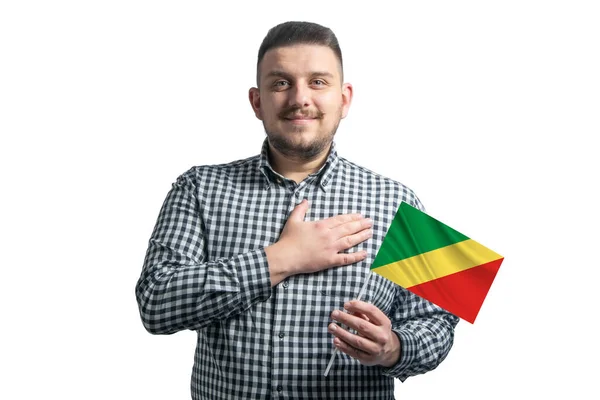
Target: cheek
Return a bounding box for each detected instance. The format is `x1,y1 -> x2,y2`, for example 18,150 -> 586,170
316,94 -> 343,114
263,100 -> 284,119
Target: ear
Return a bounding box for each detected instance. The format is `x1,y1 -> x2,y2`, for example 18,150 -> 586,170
340,83 -> 353,119
248,87 -> 263,120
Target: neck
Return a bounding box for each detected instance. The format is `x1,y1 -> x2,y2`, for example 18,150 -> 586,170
268,142 -> 331,184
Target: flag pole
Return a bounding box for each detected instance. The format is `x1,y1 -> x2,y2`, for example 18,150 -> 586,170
323,271 -> 372,377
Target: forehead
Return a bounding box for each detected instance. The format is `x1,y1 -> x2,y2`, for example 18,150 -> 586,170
259,44 -> 341,80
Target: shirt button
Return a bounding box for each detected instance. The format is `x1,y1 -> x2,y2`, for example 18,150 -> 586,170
282,281 -> 289,288
277,385 -> 283,392
295,192 -> 300,197
279,332 -> 285,339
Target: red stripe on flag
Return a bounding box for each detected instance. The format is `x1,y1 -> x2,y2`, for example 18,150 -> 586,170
407,258 -> 503,324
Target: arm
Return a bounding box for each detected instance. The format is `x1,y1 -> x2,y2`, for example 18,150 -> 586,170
135,172 -> 272,335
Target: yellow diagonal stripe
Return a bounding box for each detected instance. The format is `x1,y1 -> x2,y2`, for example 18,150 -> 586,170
372,239 -> 503,288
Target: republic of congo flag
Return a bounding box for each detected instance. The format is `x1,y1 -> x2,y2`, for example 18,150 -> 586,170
370,202 -> 503,323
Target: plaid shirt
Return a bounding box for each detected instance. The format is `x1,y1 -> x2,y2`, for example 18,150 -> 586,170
136,139 -> 459,400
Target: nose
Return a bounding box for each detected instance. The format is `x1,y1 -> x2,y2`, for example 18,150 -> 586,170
288,83 -> 311,108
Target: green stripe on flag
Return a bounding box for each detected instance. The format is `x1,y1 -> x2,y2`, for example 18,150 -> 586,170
371,202 -> 470,269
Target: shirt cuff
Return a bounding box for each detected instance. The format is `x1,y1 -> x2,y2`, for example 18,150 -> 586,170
234,247 -> 273,308
381,329 -> 418,380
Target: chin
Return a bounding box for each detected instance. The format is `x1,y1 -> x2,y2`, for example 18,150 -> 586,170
267,133 -> 333,160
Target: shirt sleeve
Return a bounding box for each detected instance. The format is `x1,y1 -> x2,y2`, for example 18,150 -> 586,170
380,191 -> 460,381
380,287 -> 459,381
135,171 -> 273,335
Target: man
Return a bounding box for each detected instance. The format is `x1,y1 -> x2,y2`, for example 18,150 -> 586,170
136,21 -> 459,399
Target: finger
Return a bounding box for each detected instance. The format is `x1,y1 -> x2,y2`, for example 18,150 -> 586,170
332,336 -> 376,366
330,250 -> 368,267
344,300 -> 389,327
288,199 -> 309,222
352,311 -> 370,323
331,309 -> 377,342
322,213 -> 364,229
333,228 -> 373,252
339,311 -> 369,335
328,323 -> 379,356
330,218 -> 373,239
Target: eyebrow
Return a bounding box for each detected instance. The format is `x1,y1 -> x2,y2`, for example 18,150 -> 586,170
264,70 -> 335,80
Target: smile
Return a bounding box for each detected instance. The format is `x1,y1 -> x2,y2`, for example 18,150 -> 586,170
284,117 -> 317,125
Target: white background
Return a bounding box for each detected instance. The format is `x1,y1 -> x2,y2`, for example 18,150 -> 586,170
1,1 -> 598,399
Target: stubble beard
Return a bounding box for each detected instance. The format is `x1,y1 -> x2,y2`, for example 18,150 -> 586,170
264,109 -> 342,162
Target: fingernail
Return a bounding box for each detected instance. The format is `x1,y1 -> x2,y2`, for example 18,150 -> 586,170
329,323 -> 337,331
344,302 -> 352,310
332,310 -> 339,318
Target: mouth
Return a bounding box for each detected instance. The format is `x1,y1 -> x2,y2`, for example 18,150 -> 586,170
284,117 -> 317,125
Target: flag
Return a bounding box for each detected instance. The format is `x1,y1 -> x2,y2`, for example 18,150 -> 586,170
370,202 -> 503,323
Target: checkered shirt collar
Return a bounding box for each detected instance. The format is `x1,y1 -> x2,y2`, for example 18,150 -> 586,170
257,137 -> 339,191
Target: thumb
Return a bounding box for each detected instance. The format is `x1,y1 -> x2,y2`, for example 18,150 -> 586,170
289,199 -> 309,222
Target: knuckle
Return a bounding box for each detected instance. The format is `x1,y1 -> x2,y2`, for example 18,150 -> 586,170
365,303 -> 377,314
344,236 -> 353,247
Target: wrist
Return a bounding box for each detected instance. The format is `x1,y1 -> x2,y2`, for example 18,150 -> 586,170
265,241 -> 295,286
380,331 -> 402,368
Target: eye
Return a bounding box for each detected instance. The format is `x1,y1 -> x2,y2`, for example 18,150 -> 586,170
273,80 -> 290,87
312,79 -> 325,86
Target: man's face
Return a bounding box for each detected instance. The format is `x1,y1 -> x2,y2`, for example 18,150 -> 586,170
249,44 -> 353,161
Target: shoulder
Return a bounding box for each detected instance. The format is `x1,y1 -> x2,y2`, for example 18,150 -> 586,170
338,156 -> 425,211
173,154 -> 261,188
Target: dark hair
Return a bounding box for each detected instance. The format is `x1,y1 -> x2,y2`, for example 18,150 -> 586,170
256,21 -> 343,85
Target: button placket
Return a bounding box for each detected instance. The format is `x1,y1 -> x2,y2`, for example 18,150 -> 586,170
293,181 -> 307,200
